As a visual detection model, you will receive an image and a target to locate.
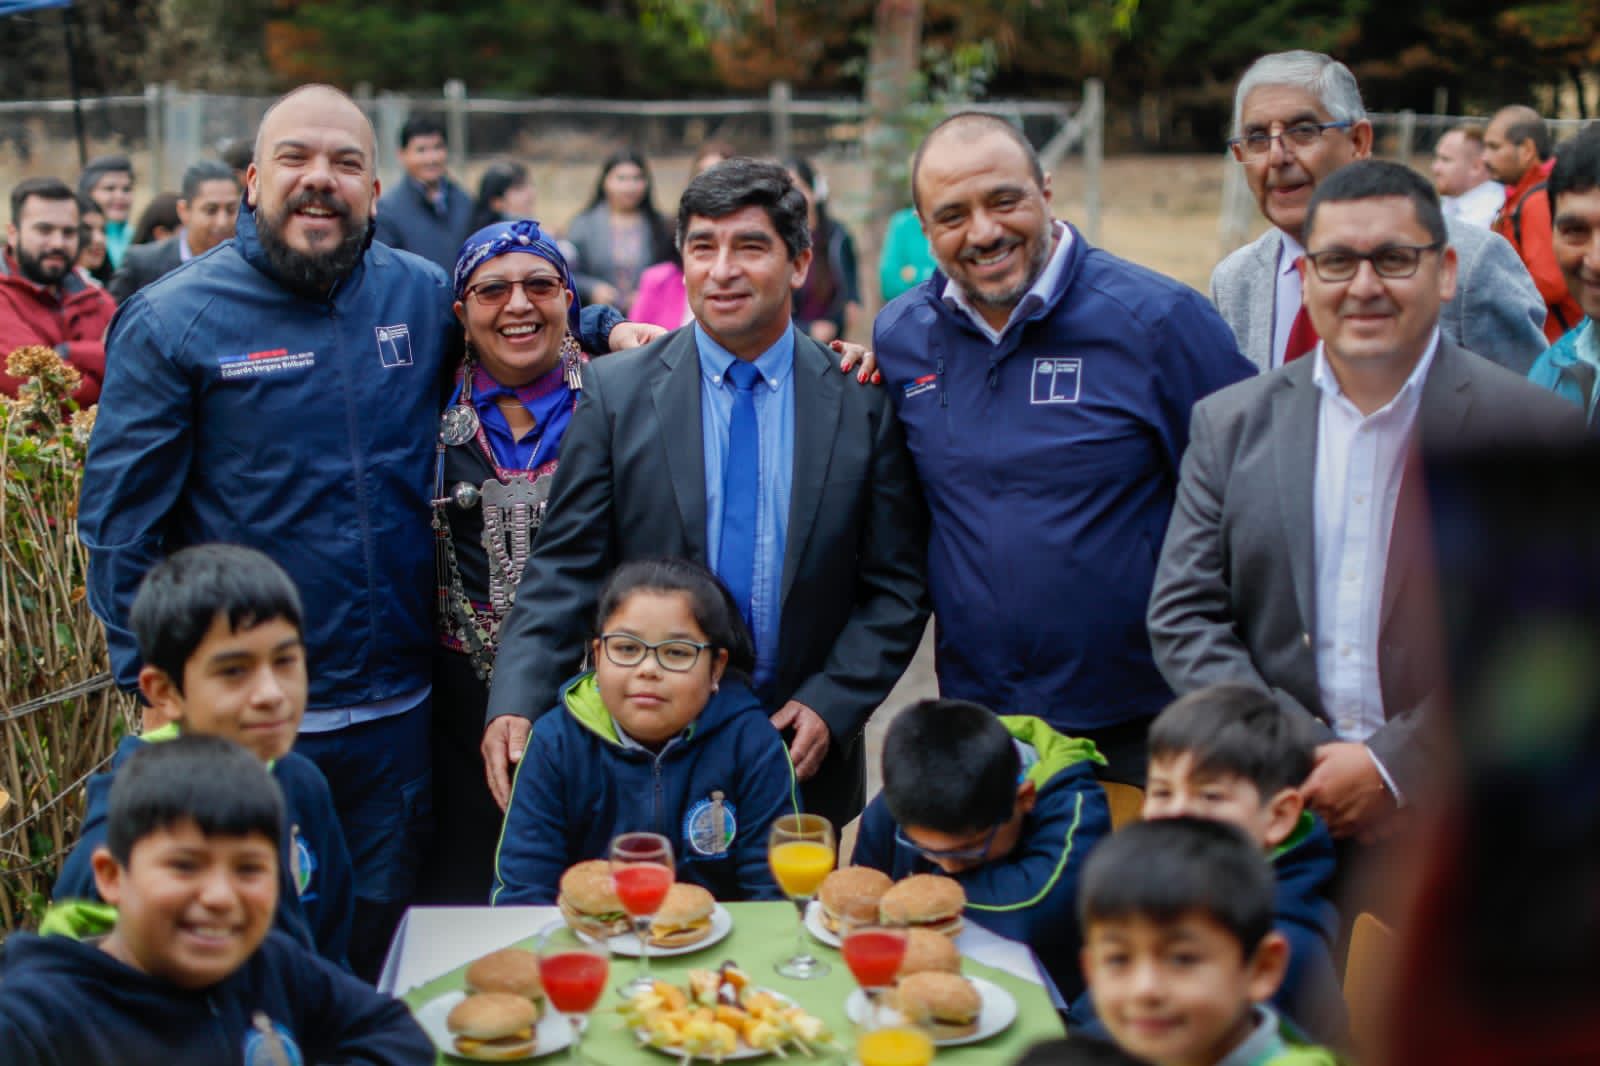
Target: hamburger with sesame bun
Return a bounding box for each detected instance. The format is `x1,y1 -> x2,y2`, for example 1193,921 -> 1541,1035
557,860 -> 630,940
879,874 -> 966,937
891,971 -> 982,1040
647,882 -> 717,948
897,927 -> 963,977
446,993 -> 540,1061
464,948 -> 544,1013
817,866 -> 894,935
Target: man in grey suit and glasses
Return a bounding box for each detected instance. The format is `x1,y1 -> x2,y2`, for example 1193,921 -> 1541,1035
482,158 -> 929,830
1211,50 -> 1548,375
1151,161 -> 1585,843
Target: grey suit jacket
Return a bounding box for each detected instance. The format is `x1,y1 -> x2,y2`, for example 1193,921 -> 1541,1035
1148,340 -> 1587,795
1210,219 -> 1548,375
107,236 -> 183,303
485,326 -> 930,824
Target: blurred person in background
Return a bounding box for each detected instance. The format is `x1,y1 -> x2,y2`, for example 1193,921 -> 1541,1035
564,148 -> 675,309
1485,104 -> 1583,343
629,141 -> 734,330
878,203 -> 935,304
1432,126 -> 1503,229
220,137 -> 254,187
77,155 -> 134,269
0,176 -> 113,406
129,193 -> 181,247
375,114 -> 475,273
786,156 -> 860,343
110,161 -> 241,302
75,194 -> 110,287
1527,124 -> 1600,422
469,160 -> 537,233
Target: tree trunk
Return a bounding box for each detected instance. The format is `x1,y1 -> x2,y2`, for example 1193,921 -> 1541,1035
860,0 -> 923,321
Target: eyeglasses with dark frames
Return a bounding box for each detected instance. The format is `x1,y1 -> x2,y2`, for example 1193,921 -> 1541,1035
894,821 -> 1004,864
598,633 -> 713,673
465,275 -> 566,306
1228,120 -> 1355,161
1303,242 -> 1445,283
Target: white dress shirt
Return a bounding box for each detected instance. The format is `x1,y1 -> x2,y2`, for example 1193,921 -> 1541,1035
1270,233 -> 1307,369
1311,329 -> 1440,799
1441,180 -> 1507,230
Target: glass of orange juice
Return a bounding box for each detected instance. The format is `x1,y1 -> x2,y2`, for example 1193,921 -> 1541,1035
857,1025 -> 936,1066
767,812 -> 836,979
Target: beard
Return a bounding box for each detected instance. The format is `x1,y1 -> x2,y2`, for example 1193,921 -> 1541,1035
958,226 -> 1054,311
16,244 -> 73,286
254,189 -> 370,295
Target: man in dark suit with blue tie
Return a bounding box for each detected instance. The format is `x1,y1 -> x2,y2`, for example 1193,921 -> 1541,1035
483,158 -> 930,830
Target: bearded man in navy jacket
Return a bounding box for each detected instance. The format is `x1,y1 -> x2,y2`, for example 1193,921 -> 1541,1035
871,113 -> 1257,781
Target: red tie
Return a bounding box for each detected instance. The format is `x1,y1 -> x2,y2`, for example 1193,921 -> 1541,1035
1284,258 -> 1318,363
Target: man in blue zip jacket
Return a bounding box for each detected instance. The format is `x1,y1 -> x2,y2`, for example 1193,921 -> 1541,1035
77,85 -> 643,978
871,113 -> 1257,781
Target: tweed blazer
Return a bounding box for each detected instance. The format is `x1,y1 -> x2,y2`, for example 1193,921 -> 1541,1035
1210,218 -> 1548,376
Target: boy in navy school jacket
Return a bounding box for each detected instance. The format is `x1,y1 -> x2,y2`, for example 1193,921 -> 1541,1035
850,698 -> 1113,1001
52,544 -> 353,968
1069,683 -> 1348,1045
0,736 -> 430,1065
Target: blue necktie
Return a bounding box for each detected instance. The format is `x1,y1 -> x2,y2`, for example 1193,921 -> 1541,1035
718,361 -> 762,628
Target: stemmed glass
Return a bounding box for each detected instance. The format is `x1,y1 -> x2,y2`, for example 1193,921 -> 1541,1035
766,813 -> 836,979
841,919 -> 907,1027
610,831 -> 675,996
536,920 -> 610,1064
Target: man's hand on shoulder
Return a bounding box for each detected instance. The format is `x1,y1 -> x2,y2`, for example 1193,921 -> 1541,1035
481,715 -> 534,810
608,321 -> 668,352
769,700 -> 831,781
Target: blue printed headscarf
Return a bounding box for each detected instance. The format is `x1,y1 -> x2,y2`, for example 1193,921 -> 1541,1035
453,219 -> 582,339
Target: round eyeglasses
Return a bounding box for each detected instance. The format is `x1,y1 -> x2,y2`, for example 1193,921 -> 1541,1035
598,633 -> 713,672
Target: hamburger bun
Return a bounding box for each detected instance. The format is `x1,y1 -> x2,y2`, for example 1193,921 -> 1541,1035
446,992 -> 539,1061
879,874 -> 966,937
464,948 -> 544,1007
558,860 -> 630,939
648,882 -> 716,948
897,927 -> 963,977
891,971 -> 982,1040
817,866 -> 894,934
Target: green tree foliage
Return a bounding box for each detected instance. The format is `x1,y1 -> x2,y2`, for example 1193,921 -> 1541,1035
277,0 -> 720,97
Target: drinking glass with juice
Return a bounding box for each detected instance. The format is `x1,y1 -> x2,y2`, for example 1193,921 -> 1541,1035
767,813 -> 836,979
536,921 -> 610,1064
857,1026 -> 935,1066
609,831 -> 675,995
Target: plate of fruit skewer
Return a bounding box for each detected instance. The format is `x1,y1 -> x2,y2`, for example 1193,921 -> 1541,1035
619,961 -> 840,1062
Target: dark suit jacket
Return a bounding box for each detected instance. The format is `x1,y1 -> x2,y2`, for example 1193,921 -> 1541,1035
486,326 -> 930,825
1148,340 -> 1587,795
107,236 -> 183,303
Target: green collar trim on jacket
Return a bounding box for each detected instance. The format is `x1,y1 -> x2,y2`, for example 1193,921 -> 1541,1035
997,715 -> 1106,789
562,673 -> 696,749
39,899 -> 118,940
1272,809 -> 1316,860
138,720 -> 277,770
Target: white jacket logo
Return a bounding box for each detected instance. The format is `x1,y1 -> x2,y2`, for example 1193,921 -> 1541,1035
375,324 -> 413,368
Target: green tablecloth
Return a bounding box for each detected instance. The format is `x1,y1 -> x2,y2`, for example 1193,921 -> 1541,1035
402,901 -> 1064,1064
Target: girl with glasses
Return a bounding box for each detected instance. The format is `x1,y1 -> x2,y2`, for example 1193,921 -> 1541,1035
491,558 -> 799,907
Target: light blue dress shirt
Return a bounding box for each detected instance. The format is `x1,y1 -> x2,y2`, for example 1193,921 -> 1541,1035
695,322 -> 795,695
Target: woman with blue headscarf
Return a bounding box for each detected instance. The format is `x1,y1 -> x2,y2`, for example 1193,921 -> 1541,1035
424,219 -> 598,902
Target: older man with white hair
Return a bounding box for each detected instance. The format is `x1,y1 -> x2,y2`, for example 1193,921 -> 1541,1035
1210,50 -> 1548,375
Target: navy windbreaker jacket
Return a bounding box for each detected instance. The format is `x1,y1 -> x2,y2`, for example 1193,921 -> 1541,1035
0,929 -> 430,1065
78,206 -> 455,711
872,226 -> 1257,731
51,725 -> 354,969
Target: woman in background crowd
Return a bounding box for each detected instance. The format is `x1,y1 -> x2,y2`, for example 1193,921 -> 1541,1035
77,155 -> 134,270
130,193 -> 180,246
470,160 -> 538,233
564,148 -> 674,309
75,195 -> 111,287
786,156 -> 860,344
628,141 -> 735,330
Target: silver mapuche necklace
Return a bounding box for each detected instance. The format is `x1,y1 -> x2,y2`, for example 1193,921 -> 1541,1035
480,474 -> 552,617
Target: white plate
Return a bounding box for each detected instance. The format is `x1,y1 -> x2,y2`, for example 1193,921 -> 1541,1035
633,988 -> 800,1061
582,903 -> 734,957
413,989 -> 573,1061
845,975 -> 1017,1047
803,899 -> 842,948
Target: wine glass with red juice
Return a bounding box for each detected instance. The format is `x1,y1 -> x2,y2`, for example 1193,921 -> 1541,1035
536,921 -> 610,1064
609,831 -> 675,996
